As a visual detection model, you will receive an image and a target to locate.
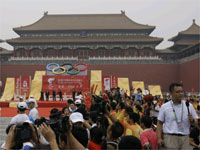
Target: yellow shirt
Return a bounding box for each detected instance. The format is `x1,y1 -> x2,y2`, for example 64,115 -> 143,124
133,105 -> 144,114
126,123 -> 143,139
192,102 -> 198,110
120,119 -> 129,135
116,109 -> 125,121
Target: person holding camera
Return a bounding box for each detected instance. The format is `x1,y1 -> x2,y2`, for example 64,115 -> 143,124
37,109 -> 85,149
4,121 -> 40,149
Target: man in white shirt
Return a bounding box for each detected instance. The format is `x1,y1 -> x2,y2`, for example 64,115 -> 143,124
10,102 -> 30,124
27,99 -> 39,121
157,83 -> 199,149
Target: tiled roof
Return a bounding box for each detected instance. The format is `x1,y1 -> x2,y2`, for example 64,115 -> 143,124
14,12 -> 155,31
175,40 -> 200,45
169,20 -> 200,41
0,47 -> 13,54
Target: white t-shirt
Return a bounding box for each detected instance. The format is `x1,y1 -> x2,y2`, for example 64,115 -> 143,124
158,100 -> 198,135
152,104 -> 161,117
29,108 -> 39,121
10,114 -> 30,124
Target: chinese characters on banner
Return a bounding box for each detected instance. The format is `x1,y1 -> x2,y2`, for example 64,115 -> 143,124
42,76 -> 89,95
102,76 -> 118,92
14,76 -> 31,100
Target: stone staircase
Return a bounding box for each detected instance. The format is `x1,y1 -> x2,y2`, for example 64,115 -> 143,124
0,117 -> 11,146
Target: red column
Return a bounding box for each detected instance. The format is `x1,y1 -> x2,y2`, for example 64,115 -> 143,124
13,49 -> 17,57
56,48 -> 59,57
42,48 -> 45,57
72,48 -> 74,57
93,48 -> 96,57
153,49 -> 156,56
137,49 -> 140,57
28,49 -> 31,57
123,48 -> 126,57
108,49 -> 111,57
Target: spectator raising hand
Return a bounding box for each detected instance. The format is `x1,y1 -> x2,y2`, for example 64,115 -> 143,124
39,123 -> 59,150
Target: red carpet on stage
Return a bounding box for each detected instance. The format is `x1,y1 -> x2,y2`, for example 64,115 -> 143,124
0,100 -> 67,107
0,101 -> 68,117
1,107 -> 64,117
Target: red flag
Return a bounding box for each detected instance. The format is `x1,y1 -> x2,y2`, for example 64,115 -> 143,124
91,84 -> 95,94
94,85 -> 98,95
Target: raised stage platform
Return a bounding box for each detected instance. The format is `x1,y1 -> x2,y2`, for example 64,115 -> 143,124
0,101 -> 68,117
0,100 -> 67,108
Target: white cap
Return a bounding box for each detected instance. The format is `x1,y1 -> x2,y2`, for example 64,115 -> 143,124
17,102 -> 27,109
75,99 -> 81,105
19,96 -> 23,100
24,120 -> 33,124
70,112 -> 84,123
30,95 -> 34,98
27,98 -> 38,108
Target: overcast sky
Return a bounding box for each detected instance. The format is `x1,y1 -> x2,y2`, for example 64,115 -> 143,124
0,0 -> 199,50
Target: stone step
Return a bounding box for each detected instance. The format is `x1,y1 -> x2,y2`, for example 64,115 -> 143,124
0,117 -> 12,122
0,118 -> 11,124
0,134 -> 7,141
0,129 -> 6,135
0,124 -> 9,129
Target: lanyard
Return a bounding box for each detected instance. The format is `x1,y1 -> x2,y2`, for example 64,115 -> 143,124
171,101 -> 183,123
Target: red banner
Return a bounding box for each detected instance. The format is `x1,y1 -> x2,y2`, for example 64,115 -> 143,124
42,75 -> 89,95
102,76 -> 118,92
15,76 -> 21,99
21,76 -> 31,99
15,76 -> 31,100
111,76 -> 118,88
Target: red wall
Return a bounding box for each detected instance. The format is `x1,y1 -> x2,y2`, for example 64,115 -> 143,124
179,58 -> 200,92
0,59 -> 199,96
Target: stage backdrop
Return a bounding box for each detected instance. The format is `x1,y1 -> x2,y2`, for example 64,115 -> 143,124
42,75 -> 89,95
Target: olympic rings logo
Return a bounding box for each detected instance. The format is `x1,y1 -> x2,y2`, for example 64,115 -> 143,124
46,62 -> 88,75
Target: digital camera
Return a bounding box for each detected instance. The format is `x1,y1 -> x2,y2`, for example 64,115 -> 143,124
15,122 -> 32,142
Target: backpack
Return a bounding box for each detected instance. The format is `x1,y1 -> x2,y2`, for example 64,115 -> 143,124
107,141 -> 118,150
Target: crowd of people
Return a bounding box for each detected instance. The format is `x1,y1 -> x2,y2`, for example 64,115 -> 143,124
1,83 -> 200,150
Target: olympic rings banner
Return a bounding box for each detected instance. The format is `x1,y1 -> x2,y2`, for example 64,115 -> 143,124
42,75 -> 89,95
46,62 -> 88,76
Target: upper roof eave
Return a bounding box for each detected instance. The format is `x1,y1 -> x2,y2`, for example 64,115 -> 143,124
156,49 -> 176,54
13,13 -> 155,32
6,36 -> 163,44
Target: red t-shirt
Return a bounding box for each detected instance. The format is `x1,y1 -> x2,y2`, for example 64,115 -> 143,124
88,141 -> 102,150
140,129 -> 158,150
